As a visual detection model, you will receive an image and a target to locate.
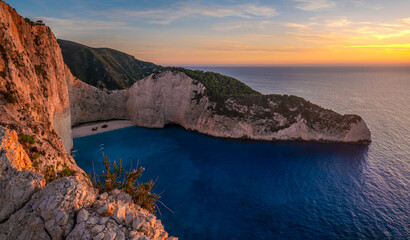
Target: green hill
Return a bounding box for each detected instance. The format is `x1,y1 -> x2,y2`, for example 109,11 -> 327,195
159,67 -> 261,97
58,39 -> 161,90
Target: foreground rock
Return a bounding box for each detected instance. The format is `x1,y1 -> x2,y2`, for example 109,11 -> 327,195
0,131 -> 173,239
66,190 -> 173,240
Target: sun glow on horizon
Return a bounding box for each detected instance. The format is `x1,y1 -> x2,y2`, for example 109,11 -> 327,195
10,0 -> 410,65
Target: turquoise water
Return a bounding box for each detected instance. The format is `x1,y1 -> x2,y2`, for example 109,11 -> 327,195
73,66 -> 410,239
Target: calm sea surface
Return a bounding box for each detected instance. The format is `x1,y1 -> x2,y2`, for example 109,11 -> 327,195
73,66 -> 410,239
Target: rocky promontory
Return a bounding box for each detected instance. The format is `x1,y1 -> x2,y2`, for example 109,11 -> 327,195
127,69 -> 371,143
71,69 -> 371,144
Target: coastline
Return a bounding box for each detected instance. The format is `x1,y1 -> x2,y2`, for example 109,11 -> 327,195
72,120 -> 134,138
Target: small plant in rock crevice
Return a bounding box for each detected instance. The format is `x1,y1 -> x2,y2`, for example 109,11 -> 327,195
18,134 -> 35,146
30,152 -> 40,161
44,164 -> 76,184
32,160 -> 41,169
61,165 -> 76,177
91,155 -> 160,213
44,165 -> 57,184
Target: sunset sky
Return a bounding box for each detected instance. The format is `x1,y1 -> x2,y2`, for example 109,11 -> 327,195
9,0 -> 410,65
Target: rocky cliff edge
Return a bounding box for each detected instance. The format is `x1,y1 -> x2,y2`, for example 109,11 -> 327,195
0,2 -> 175,239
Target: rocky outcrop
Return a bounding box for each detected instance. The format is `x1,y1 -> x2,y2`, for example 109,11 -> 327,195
0,127 -> 45,223
125,70 -> 371,143
0,2 -> 175,239
0,127 -> 175,240
66,190 -> 174,240
0,173 -> 96,240
72,69 -> 371,144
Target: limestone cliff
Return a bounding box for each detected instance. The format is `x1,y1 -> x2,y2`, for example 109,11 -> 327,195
126,70 -> 371,144
69,79 -> 129,126
71,69 -> 371,144
0,1 -> 73,152
0,2 -> 175,239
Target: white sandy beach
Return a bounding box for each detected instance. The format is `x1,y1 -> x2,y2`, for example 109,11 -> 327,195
72,120 -> 134,138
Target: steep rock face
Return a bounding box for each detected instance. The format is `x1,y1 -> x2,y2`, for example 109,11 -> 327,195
127,71 -> 202,128
69,79 -> 129,126
0,2 -> 176,239
126,71 -> 371,144
0,1 -> 72,152
0,127 -> 45,223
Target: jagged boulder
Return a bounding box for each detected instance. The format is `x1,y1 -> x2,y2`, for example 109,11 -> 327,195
66,190 -> 173,240
0,127 -> 45,223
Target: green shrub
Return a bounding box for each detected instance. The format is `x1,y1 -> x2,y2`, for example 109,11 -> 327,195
44,165 -> 57,184
61,165 -> 76,177
18,134 -> 35,145
92,156 -> 159,213
24,18 -> 34,26
160,67 -> 260,97
32,160 -> 41,169
154,67 -> 264,116
31,152 -> 40,161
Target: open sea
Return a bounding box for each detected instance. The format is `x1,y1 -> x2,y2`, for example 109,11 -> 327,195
73,66 -> 410,239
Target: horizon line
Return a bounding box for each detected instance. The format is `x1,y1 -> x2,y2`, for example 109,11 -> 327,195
171,63 -> 410,68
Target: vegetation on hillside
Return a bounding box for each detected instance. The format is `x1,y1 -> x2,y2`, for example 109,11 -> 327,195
58,39 -> 161,90
153,67 -> 358,131
24,17 -> 34,26
155,67 -> 261,107
91,156 -> 159,213
44,163 -> 77,184
161,67 -> 260,97
18,134 -> 35,145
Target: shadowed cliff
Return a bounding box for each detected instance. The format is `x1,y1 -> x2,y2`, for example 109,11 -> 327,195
58,39 -> 161,90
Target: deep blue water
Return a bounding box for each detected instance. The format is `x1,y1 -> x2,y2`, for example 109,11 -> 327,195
73,66 -> 410,239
